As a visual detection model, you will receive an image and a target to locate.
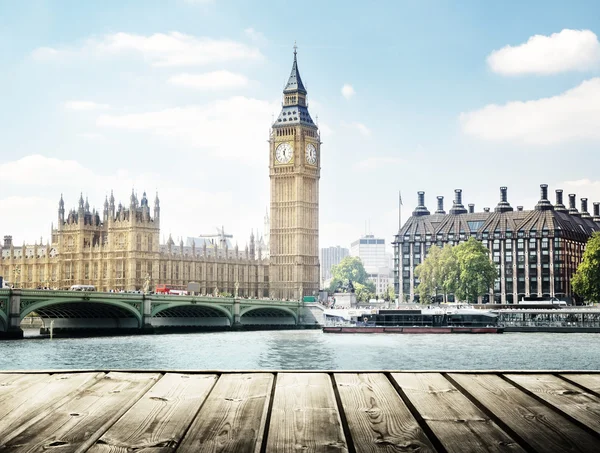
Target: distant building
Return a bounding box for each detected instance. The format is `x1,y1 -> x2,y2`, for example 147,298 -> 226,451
320,246 -> 349,286
350,235 -> 392,296
393,185 -> 600,304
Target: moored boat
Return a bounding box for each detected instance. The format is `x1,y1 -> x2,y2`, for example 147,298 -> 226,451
322,306 -> 504,334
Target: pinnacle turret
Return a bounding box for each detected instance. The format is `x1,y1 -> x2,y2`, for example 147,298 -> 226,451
283,43 -> 307,95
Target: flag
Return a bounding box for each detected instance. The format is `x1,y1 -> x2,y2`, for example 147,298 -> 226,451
399,190 -> 403,206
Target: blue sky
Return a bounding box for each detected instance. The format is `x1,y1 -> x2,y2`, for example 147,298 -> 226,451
2,0 -> 600,250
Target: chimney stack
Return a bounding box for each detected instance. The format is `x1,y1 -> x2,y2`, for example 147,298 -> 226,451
449,189 -> 468,215
593,202 -> 600,222
468,204 -> 475,214
412,191 -> 431,216
535,184 -> 553,211
581,198 -> 591,218
517,206 -> 523,212
483,207 -> 490,213
495,186 -> 513,212
435,196 -> 445,214
568,194 -> 580,216
555,189 -> 567,212
3,235 -> 12,249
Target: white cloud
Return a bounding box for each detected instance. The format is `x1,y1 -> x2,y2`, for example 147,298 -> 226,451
0,155 -> 96,186
353,157 -> 403,171
168,71 -> 249,90
487,29 -> 600,75
341,84 -> 355,99
33,32 -> 263,67
65,101 -> 109,111
97,96 -> 279,162
352,122 -> 371,136
460,78 -> 600,145
244,28 -> 267,45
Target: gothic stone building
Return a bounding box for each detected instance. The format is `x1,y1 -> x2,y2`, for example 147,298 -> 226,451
1,192 -> 268,296
393,185 -> 600,304
0,49 -> 321,299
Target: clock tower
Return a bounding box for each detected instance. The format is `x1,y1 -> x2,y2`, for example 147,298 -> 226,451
269,46 -> 320,300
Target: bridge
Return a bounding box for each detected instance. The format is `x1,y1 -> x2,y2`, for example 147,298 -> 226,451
0,289 -> 317,338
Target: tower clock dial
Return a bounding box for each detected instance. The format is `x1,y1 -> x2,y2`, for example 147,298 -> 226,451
275,142 -> 293,164
305,143 -> 317,165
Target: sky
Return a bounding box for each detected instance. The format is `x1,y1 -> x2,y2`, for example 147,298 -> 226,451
2,0 -> 600,252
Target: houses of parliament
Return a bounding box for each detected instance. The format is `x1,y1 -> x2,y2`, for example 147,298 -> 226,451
0,49 -> 321,300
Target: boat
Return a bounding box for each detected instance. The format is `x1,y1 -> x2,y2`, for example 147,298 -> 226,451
322,305 -> 504,334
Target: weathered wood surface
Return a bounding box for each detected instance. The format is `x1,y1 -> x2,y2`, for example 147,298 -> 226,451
0,371 -> 599,452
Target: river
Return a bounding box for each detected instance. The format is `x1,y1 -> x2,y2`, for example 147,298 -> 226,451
1,330 -> 599,370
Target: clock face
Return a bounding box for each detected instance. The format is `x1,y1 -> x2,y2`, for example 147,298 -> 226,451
305,143 -> 317,165
275,142 -> 293,164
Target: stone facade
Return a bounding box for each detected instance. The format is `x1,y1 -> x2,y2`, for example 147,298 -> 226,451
268,47 -> 321,300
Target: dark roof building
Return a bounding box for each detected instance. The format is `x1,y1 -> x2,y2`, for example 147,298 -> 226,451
393,185 -> 600,304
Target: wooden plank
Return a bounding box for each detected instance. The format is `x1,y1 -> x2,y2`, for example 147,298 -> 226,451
266,373 -> 348,453
87,373 -> 217,453
560,373 -> 600,396
391,373 -> 524,453
505,373 -> 600,434
449,373 -> 600,453
0,371 -> 161,453
177,373 -> 273,453
0,373 -> 50,402
334,373 -> 436,453
0,372 -> 103,441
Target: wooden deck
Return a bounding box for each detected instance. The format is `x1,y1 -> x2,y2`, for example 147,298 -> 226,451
1,371 -> 599,452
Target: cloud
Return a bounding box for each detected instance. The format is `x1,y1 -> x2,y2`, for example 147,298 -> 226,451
33,32 -> 263,67
487,29 -> 600,75
352,122 -> 371,136
0,155 -> 96,186
353,157 -> 403,171
341,84 -> 355,99
244,28 -> 267,45
97,96 -> 279,162
168,71 -> 249,90
64,101 -> 110,111
460,78 -> 600,145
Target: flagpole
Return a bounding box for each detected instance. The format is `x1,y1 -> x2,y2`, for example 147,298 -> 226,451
398,190 -> 403,233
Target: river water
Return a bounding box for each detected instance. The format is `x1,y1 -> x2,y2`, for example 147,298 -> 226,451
1,330 -> 599,370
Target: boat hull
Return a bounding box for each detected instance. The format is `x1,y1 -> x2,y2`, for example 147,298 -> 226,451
322,326 -> 504,334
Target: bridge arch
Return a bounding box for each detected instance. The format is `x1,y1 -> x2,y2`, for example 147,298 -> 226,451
152,303 -> 232,327
240,306 -> 297,325
0,311 -> 6,331
20,298 -> 142,330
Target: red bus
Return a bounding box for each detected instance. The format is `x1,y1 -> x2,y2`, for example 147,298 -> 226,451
155,284 -> 172,294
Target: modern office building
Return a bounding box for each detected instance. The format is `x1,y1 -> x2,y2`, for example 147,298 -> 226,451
393,185 -> 600,304
350,235 -> 393,296
320,246 -> 349,287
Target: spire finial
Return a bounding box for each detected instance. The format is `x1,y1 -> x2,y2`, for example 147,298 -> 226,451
293,41 -> 297,58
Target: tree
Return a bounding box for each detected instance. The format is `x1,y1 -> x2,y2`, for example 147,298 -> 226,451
328,256 -> 369,293
384,285 -> 396,302
353,282 -> 375,302
414,239 -> 496,304
454,238 -> 497,303
572,232 -> 600,302
414,245 -> 442,303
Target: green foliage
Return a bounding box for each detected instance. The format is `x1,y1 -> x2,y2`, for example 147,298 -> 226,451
572,232 -> 600,302
328,256 -> 369,293
454,238 -> 497,303
353,282 -> 372,302
414,238 -> 496,303
384,285 -> 396,302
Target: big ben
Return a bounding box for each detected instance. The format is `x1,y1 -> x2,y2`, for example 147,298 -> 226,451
269,46 -> 320,300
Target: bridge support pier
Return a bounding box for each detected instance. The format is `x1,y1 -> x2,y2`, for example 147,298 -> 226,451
141,296 -> 154,333
233,298 -> 241,327
3,290 -> 23,339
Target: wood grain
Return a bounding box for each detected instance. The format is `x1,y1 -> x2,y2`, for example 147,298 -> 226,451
0,371 -> 161,453
450,373 -> 600,453
177,373 -> 273,453
505,373 -> 600,434
391,372 -> 524,453
87,373 -> 217,453
0,372 -> 103,441
266,373 -> 348,453
560,373 -> 600,396
335,373 -> 436,453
